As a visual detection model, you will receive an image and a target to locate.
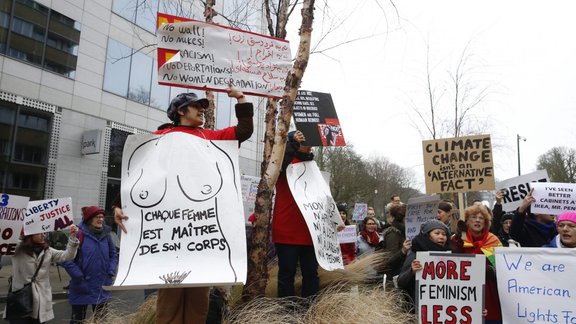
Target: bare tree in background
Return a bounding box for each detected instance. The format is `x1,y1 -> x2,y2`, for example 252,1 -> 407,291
410,41 -> 494,140
537,147 -> 576,183
319,145 -> 419,217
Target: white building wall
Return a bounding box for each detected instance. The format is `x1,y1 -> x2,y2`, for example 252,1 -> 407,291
0,0 -> 266,212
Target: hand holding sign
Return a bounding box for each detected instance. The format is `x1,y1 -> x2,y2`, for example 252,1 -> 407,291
518,188 -> 535,214
69,224 -> 78,238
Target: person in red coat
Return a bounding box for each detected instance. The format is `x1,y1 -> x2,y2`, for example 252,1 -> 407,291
337,204 -> 356,265
271,130 -> 319,298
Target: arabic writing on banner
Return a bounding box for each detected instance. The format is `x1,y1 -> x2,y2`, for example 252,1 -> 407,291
112,133 -> 246,289
530,182 -> 576,215
416,252 -> 485,323
156,13 -> 291,98
422,134 -> 495,194
495,248 -> 576,323
405,195 -> 440,240
287,161 -> 345,271
495,170 -> 549,212
24,197 -> 74,235
0,193 -> 28,256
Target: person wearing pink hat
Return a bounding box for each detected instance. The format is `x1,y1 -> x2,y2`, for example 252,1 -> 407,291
544,211 -> 576,248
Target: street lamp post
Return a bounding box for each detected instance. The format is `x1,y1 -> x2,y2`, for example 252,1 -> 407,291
517,134 -> 526,175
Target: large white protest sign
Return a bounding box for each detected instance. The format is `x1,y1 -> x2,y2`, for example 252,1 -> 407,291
405,195 -> 440,240
287,161 -> 344,271
157,13 -> 291,98
495,248 -> 576,323
112,133 -> 247,289
24,197 -> 74,235
496,170 -> 549,212
530,182 -> 576,215
337,225 -> 357,244
0,193 -> 28,256
416,252 -> 485,323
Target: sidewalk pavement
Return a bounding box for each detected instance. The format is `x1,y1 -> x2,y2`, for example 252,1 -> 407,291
0,263 -> 71,302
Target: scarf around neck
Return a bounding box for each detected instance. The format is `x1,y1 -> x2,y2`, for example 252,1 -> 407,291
462,228 -> 502,266
360,230 -> 380,247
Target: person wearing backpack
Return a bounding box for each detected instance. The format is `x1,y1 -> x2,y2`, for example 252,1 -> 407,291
61,206 -> 118,323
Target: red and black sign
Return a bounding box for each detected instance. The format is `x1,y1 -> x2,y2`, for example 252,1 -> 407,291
293,90 -> 346,147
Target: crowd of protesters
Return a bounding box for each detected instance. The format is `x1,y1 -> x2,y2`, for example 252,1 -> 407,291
3,88 -> 574,323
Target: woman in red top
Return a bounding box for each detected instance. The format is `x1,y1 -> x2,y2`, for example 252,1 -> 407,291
337,204 -> 356,265
271,130 -> 318,298
113,89 -> 253,324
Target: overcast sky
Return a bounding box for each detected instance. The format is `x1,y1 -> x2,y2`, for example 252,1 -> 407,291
287,0 -> 576,192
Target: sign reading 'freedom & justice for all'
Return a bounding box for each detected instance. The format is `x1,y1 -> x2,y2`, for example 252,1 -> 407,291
156,13 -> 292,98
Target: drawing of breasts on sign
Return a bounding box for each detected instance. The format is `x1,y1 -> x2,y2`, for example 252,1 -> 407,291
117,133 -> 245,287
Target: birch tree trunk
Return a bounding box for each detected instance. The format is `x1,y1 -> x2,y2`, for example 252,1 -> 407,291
243,0 -> 316,301
203,0 -> 217,129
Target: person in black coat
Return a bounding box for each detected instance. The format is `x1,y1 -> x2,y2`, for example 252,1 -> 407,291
510,189 -> 556,247
397,220 -> 451,312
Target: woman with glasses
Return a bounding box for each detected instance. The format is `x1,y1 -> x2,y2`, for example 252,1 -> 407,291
356,216 -> 382,257
452,205 -> 502,323
61,206 -> 119,323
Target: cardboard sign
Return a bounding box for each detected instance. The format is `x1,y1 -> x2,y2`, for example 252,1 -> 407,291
405,195 -> 440,240
287,161 -> 345,271
157,13 -> 291,98
0,193 -> 28,256
530,182 -> 576,215
423,134 -> 495,194
112,133 -> 247,289
337,225 -> 357,244
416,252 -> 485,323
240,175 -> 260,222
24,198 -> 74,235
293,90 -> 346,146
495,248 -> 576,323
496,170 -> 549,212
352,203 -> 368,221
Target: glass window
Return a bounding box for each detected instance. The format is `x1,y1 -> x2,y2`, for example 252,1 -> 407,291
0,101 -> 50,200
1,0 -> 80,78
150,59 -> 170,109
135,0 -> 158,33
105,128 -> 130,227
103,38 -> 132,97
127,50 -> 152,105
112,0 -> 137,23
107,128 -> 130,179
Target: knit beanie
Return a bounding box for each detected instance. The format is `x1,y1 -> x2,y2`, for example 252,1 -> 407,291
420,219 -> 450,236
501,212 -> 514,223
82,206 -> 105,222
557,211 -> 576,224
